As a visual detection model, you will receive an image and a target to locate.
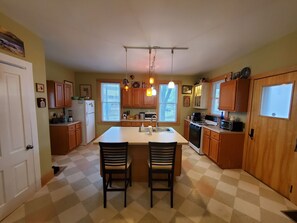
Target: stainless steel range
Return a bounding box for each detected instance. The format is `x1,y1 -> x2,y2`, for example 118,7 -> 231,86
189,115 -> 218,155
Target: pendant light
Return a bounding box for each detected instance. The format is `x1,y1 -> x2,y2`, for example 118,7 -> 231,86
146,48 -> 153,96
168,49 -> 175,89
123,47 -> 129,91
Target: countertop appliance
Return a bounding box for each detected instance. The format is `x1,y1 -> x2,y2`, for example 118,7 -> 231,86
145,111 -> 157,120
69,100 -> 95,145
192,112 -> 201,122
220,120 -> 243,131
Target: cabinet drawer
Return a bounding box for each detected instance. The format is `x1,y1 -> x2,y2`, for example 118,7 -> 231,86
203,128 -> 211,136
68,125 -> 75,131
210,131 -> 220,140
75,123 -> 81,129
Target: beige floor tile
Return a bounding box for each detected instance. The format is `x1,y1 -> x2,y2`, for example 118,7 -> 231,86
216,181 -> 237,196
179,199 -> 205,223
120,201 -> 147,222
66,171 -> 85,183
222,169 -> 241,179
174,181 -> 192,198
187,169 -> 202,181
76,184 -> 98,201
90,204 -> 118,222
259,196 -> 287,217
238,180 -> 259,195
150,199 -> 177,223
207,198 -> 233,222
58,203 -> 88,222
234,197 -> 261,221
50,184 -> 74,202
2,205 -> 25,223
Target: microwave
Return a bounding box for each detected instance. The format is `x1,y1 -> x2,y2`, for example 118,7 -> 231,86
220,120 -> 243,132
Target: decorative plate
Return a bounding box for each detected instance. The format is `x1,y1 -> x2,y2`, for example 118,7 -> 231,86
240,67 -> 251,79
132,81 -> 140,88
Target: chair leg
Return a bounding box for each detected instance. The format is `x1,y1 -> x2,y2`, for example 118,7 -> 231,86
170,173 -> 174,208
150,170 -> 153,208
103,175 -> 107,208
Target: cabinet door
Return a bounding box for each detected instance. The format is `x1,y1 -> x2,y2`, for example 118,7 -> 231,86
121,122 -> 132,127
131,122 -> 141,127
209,138 -> 220,162
68,127 -> 76,151
55,82 -> 65,108
132,88 -> 144,107
122,89 -> 133,107
184,120 -> 190,141
75,123 -> 82,146
202,134 -> 210,155
219,80 -> 236,111
143,89 -> 156,108
64,83 -> 72,107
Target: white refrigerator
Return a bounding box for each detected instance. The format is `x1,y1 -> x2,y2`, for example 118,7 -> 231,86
70,100 -> 95,145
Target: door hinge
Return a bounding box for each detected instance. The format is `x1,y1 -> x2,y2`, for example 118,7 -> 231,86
295,139 -> 297,152
290,185 -> 293,193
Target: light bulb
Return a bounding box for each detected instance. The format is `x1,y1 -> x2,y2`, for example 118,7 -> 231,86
146,88 -> 152,96
152,87 -> 157,96
168,81 -> 175,89
149,77 -> 154,84
124,85 -> 129,91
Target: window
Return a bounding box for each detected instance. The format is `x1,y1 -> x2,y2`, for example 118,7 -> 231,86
211,79 -> 224,115
158,84 -> 178,122
260,83 -> 293,119
101,82 -> 121,122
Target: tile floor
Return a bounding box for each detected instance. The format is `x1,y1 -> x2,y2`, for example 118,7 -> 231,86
2,144 -> 297,223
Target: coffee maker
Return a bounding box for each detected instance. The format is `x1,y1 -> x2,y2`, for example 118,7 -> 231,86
192,112 -> 202,122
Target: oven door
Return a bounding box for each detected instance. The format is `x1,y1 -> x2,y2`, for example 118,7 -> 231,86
189,123 -> 202,154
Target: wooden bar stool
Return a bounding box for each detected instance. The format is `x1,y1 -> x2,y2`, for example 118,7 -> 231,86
148,141 -> 177,208
99,142 -> 132,208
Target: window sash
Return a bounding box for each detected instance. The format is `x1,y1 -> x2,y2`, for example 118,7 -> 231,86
158,84 -> 178,122
211,80 -> 224,115
101,83 -> 121,122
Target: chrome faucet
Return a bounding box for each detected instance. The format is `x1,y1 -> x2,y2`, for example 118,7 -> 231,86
151,115 -> 158,128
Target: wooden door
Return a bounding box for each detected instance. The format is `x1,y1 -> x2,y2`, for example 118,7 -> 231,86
55,82 -> 64,108
143,89 -> 156,108
202,134 -> 210,155
64,82 -> 72,107
209,137 -> 219,162
0,53 -> 40,221
244,72 -> 297,199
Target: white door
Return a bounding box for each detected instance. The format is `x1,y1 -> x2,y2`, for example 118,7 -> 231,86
86,113 -> 95,144
0,53 -> 40,220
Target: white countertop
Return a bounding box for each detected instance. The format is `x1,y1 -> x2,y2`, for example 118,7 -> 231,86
49,121 -> 80,126
121,119 -> 155,122
93,127 -> 188,145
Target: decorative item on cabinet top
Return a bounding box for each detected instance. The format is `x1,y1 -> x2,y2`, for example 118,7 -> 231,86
229,67 -> 251,81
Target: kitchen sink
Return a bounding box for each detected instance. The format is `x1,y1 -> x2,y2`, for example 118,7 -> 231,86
139,127 -> 173,133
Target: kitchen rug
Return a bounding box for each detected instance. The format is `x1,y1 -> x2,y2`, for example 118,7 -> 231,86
282,210 -> 297,222
52,166 -> 67,176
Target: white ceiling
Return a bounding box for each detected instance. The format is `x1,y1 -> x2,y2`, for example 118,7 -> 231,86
1,0 -> 297,75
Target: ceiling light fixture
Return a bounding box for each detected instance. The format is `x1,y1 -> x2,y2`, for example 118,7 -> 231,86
168,49 -> 175,89
123,47 -> 129,91
146,48 -> 153,96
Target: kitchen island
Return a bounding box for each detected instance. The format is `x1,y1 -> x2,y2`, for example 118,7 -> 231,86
93,127 -> 188,181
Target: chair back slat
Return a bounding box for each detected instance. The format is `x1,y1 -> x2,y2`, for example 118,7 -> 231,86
99,142 -> 128,168
149,142 -> 177,168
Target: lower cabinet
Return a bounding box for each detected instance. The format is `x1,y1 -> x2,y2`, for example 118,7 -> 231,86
202,127 -> 244,169
50,122 -> 82,155
184,119 -> 190,141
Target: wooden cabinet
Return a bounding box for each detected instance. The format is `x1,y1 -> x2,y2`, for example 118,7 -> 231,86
219,79 -> 250,112
193,82 -> 209,109
202,128 -> 210,155
202,127 -> 245,169
64,82 -> 73,107
50,122 -> 82,155
121,121 -> 156,127
47,80 -> 73,108
183,119 -> 190,141
122,88 -> 156,108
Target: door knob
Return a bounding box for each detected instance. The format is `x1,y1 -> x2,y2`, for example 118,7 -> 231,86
248,129 -> 254,139
26,145 -> 34,150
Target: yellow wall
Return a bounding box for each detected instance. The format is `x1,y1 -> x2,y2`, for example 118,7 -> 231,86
204,29 -> 297,123
45,59 -> 75,117
75,72 -> 199,135
0,12 -> 52,182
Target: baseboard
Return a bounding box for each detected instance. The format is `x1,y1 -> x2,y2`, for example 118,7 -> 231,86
41,170 -> 54,186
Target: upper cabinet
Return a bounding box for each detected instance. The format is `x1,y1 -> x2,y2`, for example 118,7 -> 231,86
47,80 -> 73,108
219,79 -> 250,112
193,82 -> 209,109
122,88 -> 156,108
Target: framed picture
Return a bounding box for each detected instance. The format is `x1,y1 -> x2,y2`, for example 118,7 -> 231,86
183,96 -> 190,107
0,26 -> 25,57
64,80 -> 73,97
36,83 -> 44,92
182,85 -> 193,94
79,84 -> 92,98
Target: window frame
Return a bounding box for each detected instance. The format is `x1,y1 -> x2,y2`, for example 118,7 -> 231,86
97,79 -> 122,124
210,79 -> 225,116
157,80 -> 181,125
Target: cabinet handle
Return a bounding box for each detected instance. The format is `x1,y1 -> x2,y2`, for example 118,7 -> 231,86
26,144 -> 34,150
248,128 -> 254,139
